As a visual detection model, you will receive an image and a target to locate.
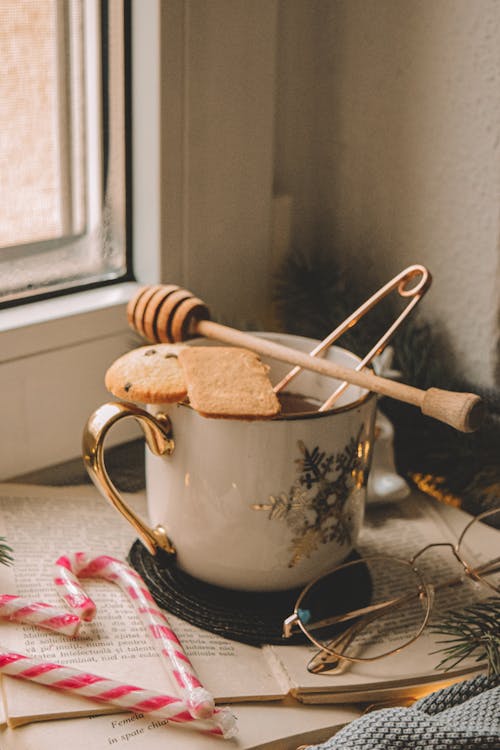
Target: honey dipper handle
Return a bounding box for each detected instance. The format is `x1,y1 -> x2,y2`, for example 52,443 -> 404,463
195,320 -> 483,433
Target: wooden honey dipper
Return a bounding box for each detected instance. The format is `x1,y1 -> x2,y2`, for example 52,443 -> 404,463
127,284 -> 484,433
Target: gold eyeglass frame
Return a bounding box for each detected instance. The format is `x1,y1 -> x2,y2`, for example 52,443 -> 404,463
283,508 -> 500,671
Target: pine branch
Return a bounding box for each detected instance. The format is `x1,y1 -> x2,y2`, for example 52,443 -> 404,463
0,537 -> 13,567
431,598 -> 500,676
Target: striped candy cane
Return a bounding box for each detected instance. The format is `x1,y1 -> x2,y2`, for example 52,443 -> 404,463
0,649 -> 236,738
0,595 -> 81,636
54,553 -> 216,720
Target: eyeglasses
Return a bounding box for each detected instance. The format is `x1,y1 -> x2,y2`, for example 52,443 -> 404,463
282,508 -> 499,673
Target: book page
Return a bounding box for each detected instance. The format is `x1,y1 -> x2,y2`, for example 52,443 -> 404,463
0,699 -> 362,750
0,484 -> 283,726
271,491 -> 497,701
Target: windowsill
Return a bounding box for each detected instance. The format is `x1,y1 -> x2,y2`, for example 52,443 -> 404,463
11,438 -> 145,491
0,281 -> 140,363
0,281 -> 142,480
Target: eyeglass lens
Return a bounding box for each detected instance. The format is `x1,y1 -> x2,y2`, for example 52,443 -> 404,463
297,556 -> 429,661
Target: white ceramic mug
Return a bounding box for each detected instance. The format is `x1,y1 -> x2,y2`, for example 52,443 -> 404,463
84,334 -> 377,591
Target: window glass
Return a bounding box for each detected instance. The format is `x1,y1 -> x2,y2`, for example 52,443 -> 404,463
0,0 -> 128,305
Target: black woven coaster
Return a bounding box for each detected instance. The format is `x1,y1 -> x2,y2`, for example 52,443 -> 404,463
128,540 -> 365,646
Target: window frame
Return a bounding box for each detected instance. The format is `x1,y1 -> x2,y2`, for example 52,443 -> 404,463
0,0 -> 133,310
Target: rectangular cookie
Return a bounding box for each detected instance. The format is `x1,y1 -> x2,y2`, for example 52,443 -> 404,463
178,346 -> 281,419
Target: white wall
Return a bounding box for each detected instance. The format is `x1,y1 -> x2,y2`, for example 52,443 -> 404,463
144,0 -> 278,328
275,0 -> 500,387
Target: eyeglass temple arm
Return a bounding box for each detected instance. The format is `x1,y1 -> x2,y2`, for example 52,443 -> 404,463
474,557 -> 500,575
306,595 -> 428,674
282,590 -> 417,641
307,619 -> 369,674
304,591 -> 419,633
303,555 -> 500,635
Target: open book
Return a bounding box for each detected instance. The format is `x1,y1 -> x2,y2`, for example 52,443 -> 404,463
0,483 -> 493,731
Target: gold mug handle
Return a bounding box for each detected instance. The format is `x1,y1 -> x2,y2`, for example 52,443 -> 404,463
82,401 -> 176,556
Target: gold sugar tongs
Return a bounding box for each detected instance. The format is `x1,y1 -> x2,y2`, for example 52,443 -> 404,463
273,264 -> 432,411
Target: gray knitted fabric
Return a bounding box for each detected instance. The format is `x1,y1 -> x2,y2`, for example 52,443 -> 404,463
308,675 -> 500,750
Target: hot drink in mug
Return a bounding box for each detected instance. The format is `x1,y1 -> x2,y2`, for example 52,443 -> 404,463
84,334 -> 376,591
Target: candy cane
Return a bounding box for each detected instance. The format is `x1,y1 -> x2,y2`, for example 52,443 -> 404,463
54,553 -> 215,720
0,649 -> 236,738
0,595 -> 81,637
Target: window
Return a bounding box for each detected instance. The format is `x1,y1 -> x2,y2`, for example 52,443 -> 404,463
0,0 -> 274,480
0,0 -> 129,306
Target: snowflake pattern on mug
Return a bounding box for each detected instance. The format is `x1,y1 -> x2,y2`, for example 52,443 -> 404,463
251,430 -> 368,567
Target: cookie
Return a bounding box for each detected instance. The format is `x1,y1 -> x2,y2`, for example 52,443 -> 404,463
178,346 -> 281,420
105,344 -> 187,404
